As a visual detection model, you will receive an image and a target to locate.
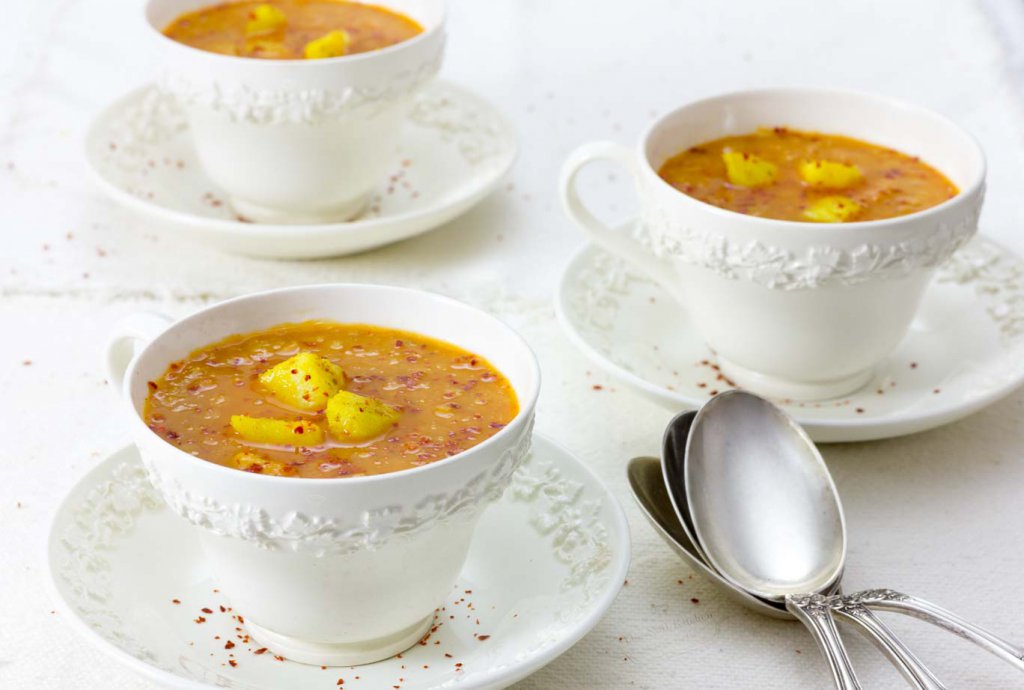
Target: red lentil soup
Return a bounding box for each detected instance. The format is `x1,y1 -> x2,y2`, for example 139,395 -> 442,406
143,321 -> 519,478
657,128 -> 958,223
163,0 -> 423,60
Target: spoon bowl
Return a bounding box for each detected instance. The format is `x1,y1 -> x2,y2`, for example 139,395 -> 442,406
684,390 -> 847,603
660,411 -> 711,564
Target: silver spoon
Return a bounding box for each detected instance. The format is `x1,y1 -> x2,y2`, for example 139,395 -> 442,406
679,392 -> 945,690
633,453 -> 944,688
677,393 -> 1024,676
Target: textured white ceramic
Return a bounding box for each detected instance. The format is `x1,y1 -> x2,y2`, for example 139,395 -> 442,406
84,81 -> 516,259
145,0 -> 446,223
556,234 -> 1024,443
561,89 -> 986,401
104,284 -> 541,666
46,438 -> 629,689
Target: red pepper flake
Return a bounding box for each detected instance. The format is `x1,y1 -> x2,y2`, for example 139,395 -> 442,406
444,653 -> 452,658
253,648 -> 268,655
690,598 -> 700,604
228,660 -> 237,668
172,599 -> 181,605
855,408 -> 865,414
477,635 -> 491,641
274,655 -> 285,662
147,381 -> 158,391
933,388 -> 941,394
455,663 -> 463,669
194,616 -> 206,624
592,384 -> 603,391
225,641 -> 235,649
910,362 -> 918,369
201,608 -> 213,614
219,605 -> 227,613
336,680 -> 344,686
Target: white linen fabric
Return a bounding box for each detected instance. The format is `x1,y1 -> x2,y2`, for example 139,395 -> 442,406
2,0 -> 1024,687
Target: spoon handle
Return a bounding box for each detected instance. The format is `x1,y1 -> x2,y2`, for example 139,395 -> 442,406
786,594 -> 862,690
831,599 -> 946,689
849,589 -> 1024,672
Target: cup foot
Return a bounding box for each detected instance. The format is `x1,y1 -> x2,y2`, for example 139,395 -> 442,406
245,613 -> 434,667
717,357 -> 874,402
229,194 -> 369,225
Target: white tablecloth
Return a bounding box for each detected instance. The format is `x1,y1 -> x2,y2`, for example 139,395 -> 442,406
3,0 -> 1024,687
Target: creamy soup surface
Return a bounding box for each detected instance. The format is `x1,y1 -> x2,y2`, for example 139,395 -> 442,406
657,128 -> 958,223
163,0 -> 423,59
143,321 -> 519,478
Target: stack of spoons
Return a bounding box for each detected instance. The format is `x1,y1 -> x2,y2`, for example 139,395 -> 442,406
627,390 -> 1024,689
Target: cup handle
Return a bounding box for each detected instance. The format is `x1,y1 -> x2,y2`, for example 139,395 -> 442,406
106,313 -> 174,396
560,141 -> 676,289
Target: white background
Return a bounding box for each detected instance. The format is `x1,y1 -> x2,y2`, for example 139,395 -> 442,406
3,0 -> 1024,687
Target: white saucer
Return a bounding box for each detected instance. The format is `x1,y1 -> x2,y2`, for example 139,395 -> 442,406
84,81 -> 517,259
47,435 -> 629,689
556,233 -> 1024,443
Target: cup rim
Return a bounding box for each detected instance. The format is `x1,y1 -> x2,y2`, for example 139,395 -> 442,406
144,0 -> 446,66
123,283 -> 540,487
636,86 -> 987,231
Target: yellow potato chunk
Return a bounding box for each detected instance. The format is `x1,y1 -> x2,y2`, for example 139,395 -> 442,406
259,353 -> 346,411
230,415 -> 324,447
246,4 -> 287,36
232,451 -> 295,476
722,150 -> 778,187
326,390 -> 400,442
803,195 -> 862,223
304,30 -> 351,59
799,160 -> 863,189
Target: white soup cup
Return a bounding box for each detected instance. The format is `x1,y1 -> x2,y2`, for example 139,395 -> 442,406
145,0 -> 446,223
106,284 -> 539,666
561,89 -> 985,401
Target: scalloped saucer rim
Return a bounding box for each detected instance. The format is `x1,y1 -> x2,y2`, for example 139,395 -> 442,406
46,434 -> 629,690
83,80 -> 518,259
555,232 -> 1024,443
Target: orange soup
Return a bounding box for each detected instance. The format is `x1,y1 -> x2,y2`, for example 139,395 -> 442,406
163,0 -> 423,60
143,321 -> 519,478
657,128 -> 958,223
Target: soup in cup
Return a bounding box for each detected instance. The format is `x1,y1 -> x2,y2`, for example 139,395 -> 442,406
145,0 -> 446,223
106,284 -> 539,666
561,89 -> 985,401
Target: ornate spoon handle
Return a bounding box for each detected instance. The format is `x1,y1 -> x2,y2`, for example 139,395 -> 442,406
848,589 -> 1024,672
831,599 -> 946,689
786,594 -> 862,690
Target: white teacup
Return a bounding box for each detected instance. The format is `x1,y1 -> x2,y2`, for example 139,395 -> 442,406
106,285 -> 539,666
145,0 -> 446,223
561,89 -> 985,401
